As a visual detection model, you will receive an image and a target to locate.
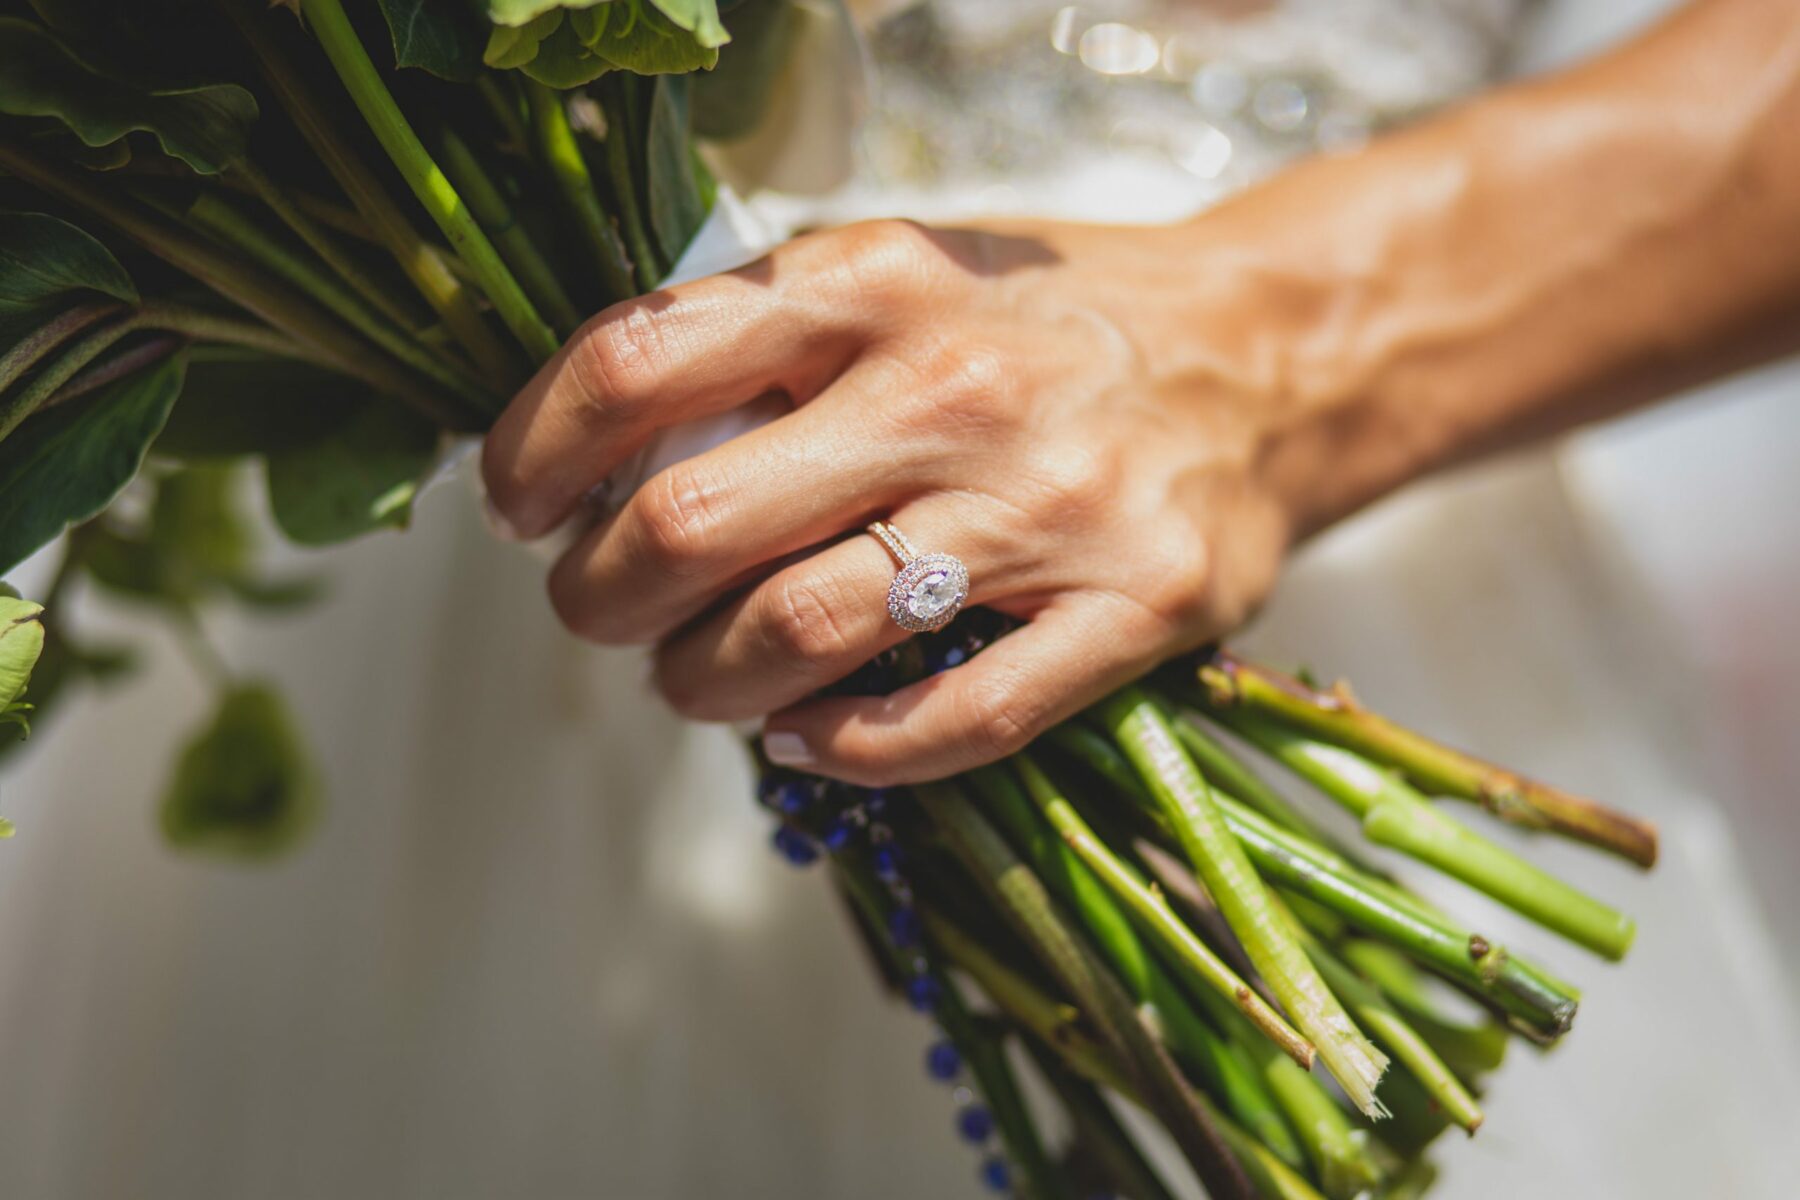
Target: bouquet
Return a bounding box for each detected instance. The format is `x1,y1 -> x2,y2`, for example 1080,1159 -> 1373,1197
0,2 -> 1658,1197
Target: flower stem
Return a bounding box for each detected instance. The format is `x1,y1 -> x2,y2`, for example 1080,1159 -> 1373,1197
217,0 -> 516,388
0,140 -> 473,428
171,189 -> 493,411
232,158 -> 433,338
524,80 -> 636,304
967,762 -> 1308,1171
301,0 -> 560,365
0,317 -> 137,442
436,127 -> 582,335
598,84 -> 662,292
1010,753 -> 1314,1069
0,301 -> 123,395
1220,710 -> 1636,961
1197,651 -> 1659,868
915,779 -> 1255,1200
1020,1038 -> 1180,1200
1287,909 -> 1484,1134
1097,686 -> 1390,1119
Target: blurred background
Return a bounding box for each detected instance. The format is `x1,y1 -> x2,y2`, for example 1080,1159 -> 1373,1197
2,1 -> 1797,1197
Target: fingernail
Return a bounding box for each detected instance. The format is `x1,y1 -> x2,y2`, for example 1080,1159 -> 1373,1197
483,496 -> 523,541
763,730 -> 813,766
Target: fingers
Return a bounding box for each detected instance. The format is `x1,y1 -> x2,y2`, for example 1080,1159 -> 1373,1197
650,495 -> 1033,720
543,362 -> 942,645
483,262 -> 866,540
758,596 -> 1165,787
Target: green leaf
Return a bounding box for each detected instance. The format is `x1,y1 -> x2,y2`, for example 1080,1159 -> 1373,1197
0,623 -> 135,760
691,0 -> 797,141
647,0 -> 728,49
518,17 -> 615,88
160,681 -> 320,859
0,211 -> 137,350
645,75 -> 708,268
586,3 -> 719,75
264,398 -> 439,546
376,0 -> 487,81
220,574 -> 326,611
0,17 -> 257,175
0,594 -> 45,711
0,353 -> 183,577
487,0 -> 611,27
151,353 -> 363,461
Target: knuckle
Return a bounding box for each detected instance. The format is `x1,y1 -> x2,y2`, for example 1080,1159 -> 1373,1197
567,304 -> 670,424
885,341 -> 1017,442
829,218 -> 941,299
763,574 -> 855,664
546,561 -> 617,645
958,675 -> 1042,762
1022,444 -> 1113,519
1140,535 -> 1214,629
634,466 -> 722,577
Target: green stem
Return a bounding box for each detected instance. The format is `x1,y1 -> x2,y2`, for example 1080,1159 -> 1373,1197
1169,708 -> 1322,839
301,0 -> 560,365
233,158 -> 433,338
1011,753 -> 1314,1069
525,80 -> 636,304
1337,940 -> 1510,1079
968,763 -> 1308,1172
1097,686 -> 1390,1119
833,865 -> 1071,1200
437,127 -> 582,334
217,0 -> 516,388
598,85 -> 662,291
477,74 -> 533,156
1021,1039 -> 1180,1200
1197,651 -> 1659,868
915,780 -> 1255,1200
0,301 -> 123,395
0,140 -> 472,428
1289,912 -> 1483,1134
1222,710 -> 1636,961
0,317 -> 137,442
173,189 -> 493,412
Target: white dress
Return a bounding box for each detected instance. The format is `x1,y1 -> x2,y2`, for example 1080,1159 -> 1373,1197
2,3 -> 1797,1198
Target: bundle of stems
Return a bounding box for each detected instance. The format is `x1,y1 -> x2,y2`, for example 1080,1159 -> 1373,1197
762,623 -> 1654,1199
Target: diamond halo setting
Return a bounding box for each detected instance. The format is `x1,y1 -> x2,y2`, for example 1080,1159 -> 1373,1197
886,553 -> 970,633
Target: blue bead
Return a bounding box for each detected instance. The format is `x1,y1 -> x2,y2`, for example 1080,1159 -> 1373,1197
943,646 -> 966,667
769,782 -> 807,815
980,1157 -> 1010,1192
771,825 -> 818,867
925,1041 -> 961,1081
873,844 -> 902,879
822,821 -> 854,853
906,975 -> 941,1012
865,789 -> 892,815
958,1104 -> 995,1143
888,906 -> 923,948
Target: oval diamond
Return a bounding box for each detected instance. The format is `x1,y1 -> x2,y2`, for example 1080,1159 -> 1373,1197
906,571 -> 957,621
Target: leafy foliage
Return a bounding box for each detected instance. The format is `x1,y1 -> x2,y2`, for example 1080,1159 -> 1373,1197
0,593 -> 45,733
375,0 -> 488,82
264,397 -> 439,545
0,354 -> 184,576
480,1 -> 720,85
160,681 -> 320,859
0,211 -> 136,349
0,17 -> 258,175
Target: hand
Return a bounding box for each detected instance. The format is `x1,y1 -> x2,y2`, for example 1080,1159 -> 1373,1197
482,216 -> 1310,785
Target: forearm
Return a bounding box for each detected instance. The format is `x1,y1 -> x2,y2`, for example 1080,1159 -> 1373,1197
1188,0 -> 1800,536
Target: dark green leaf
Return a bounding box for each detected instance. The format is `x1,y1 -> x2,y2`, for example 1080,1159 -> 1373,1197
377,0 -> 487,81
264,398 -> 439,546
0,211 -> 137,350
160,681 -> 320,859
645,75 -> 708,269
151,353 -> 364,461
0,354 -> 184,577
0,17 -> 257,175
0,594 -> 45,711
